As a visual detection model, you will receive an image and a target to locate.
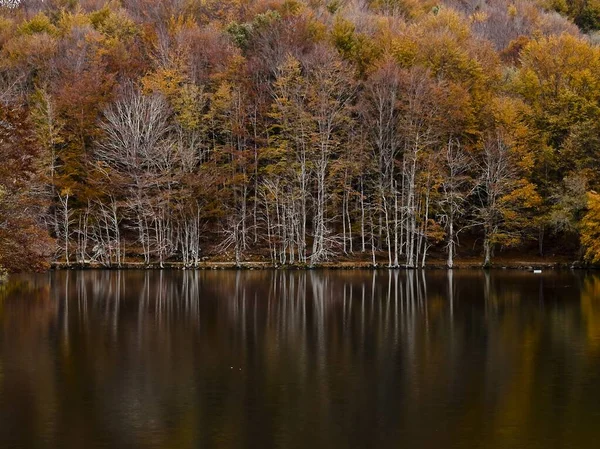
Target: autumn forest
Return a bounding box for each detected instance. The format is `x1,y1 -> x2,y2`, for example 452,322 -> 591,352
2,0 -> 600,271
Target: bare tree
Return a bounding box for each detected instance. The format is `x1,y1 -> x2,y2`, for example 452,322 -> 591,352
96,84 -> 172,265
56,190 -> 74,266
359,59 -> 402,266
305,47 -> 354,266
471,133 -> 536,267
398,68 -> 441,268
438,139 -> 472,268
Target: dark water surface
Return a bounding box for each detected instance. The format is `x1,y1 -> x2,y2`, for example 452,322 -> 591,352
1,269 -> 600,448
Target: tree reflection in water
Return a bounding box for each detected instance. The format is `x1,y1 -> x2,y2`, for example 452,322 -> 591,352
0,269 -> 600,449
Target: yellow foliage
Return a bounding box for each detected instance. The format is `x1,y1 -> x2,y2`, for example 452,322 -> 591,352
419,8 -> 471,43
370,0 -> 436,19
501,180 -> 542,211
581,191 -> 600,264
142,68 -> 186,99
0,16 -> 13,35
17,13 -> 58,36
89,4 -> 137,39
208,81 -> 233,118
390,35 -> 418,68
491,96 -> 535,173
537,0 -> 569,14
518,34 -> 600,101
56,11 -> 91,35
307,18 -> 327,42
2,33 -> 58,66
280,0 -> 305,16
168,14 -> 198,35
173,84 -> 206,130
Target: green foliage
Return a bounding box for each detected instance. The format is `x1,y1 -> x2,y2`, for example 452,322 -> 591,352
226,10 -> 281,50
326,0 -> 342,15
253,10 -> 281,28
540,0 -> 600,32
226,21 -> 253,49
574,5 -> 600,32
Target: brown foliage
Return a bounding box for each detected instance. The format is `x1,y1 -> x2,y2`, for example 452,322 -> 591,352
0,104 -> 53,271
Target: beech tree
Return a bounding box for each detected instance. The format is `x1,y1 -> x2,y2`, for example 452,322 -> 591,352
358,59 -> 402,266
581,191 -> 600,263
472,133 -> 541,267
438,139 -> 472,268
0,105 -> 52,271
96,85 -> 173,265
305,47 -> 354,265
267,55 -> 313,264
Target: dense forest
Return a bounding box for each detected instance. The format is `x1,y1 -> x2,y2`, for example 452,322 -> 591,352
2,0 -> 600,271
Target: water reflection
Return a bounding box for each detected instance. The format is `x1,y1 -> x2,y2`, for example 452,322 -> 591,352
1,270 -> 600,448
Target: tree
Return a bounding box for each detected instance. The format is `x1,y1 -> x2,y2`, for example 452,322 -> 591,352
267,55 -> 312,264
397,67 -> 443,268
305,46 -> 354,265
96,85 -> 173,265
472,133 -> 541,267
267,49 -> 354,265
0,104 -> 53,271
581,191 -> 600,263
358,59 -> 402,266
514,34 -> 600,192
437,139 -> 472,268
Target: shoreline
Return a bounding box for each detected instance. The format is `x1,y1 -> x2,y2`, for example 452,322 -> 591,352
49,259 -> 587,271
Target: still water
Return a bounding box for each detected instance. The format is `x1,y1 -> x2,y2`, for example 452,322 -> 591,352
1,269 -> 600,448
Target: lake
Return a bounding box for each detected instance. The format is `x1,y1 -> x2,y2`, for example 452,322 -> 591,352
1,269 -> 599,448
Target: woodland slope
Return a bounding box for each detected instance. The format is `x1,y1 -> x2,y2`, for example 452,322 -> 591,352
2,0 -> 600,270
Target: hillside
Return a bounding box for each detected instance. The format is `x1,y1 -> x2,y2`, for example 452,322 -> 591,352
2,0 -> 600,269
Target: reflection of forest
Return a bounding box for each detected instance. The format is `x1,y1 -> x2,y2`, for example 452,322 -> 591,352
1,270 -> 600,449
